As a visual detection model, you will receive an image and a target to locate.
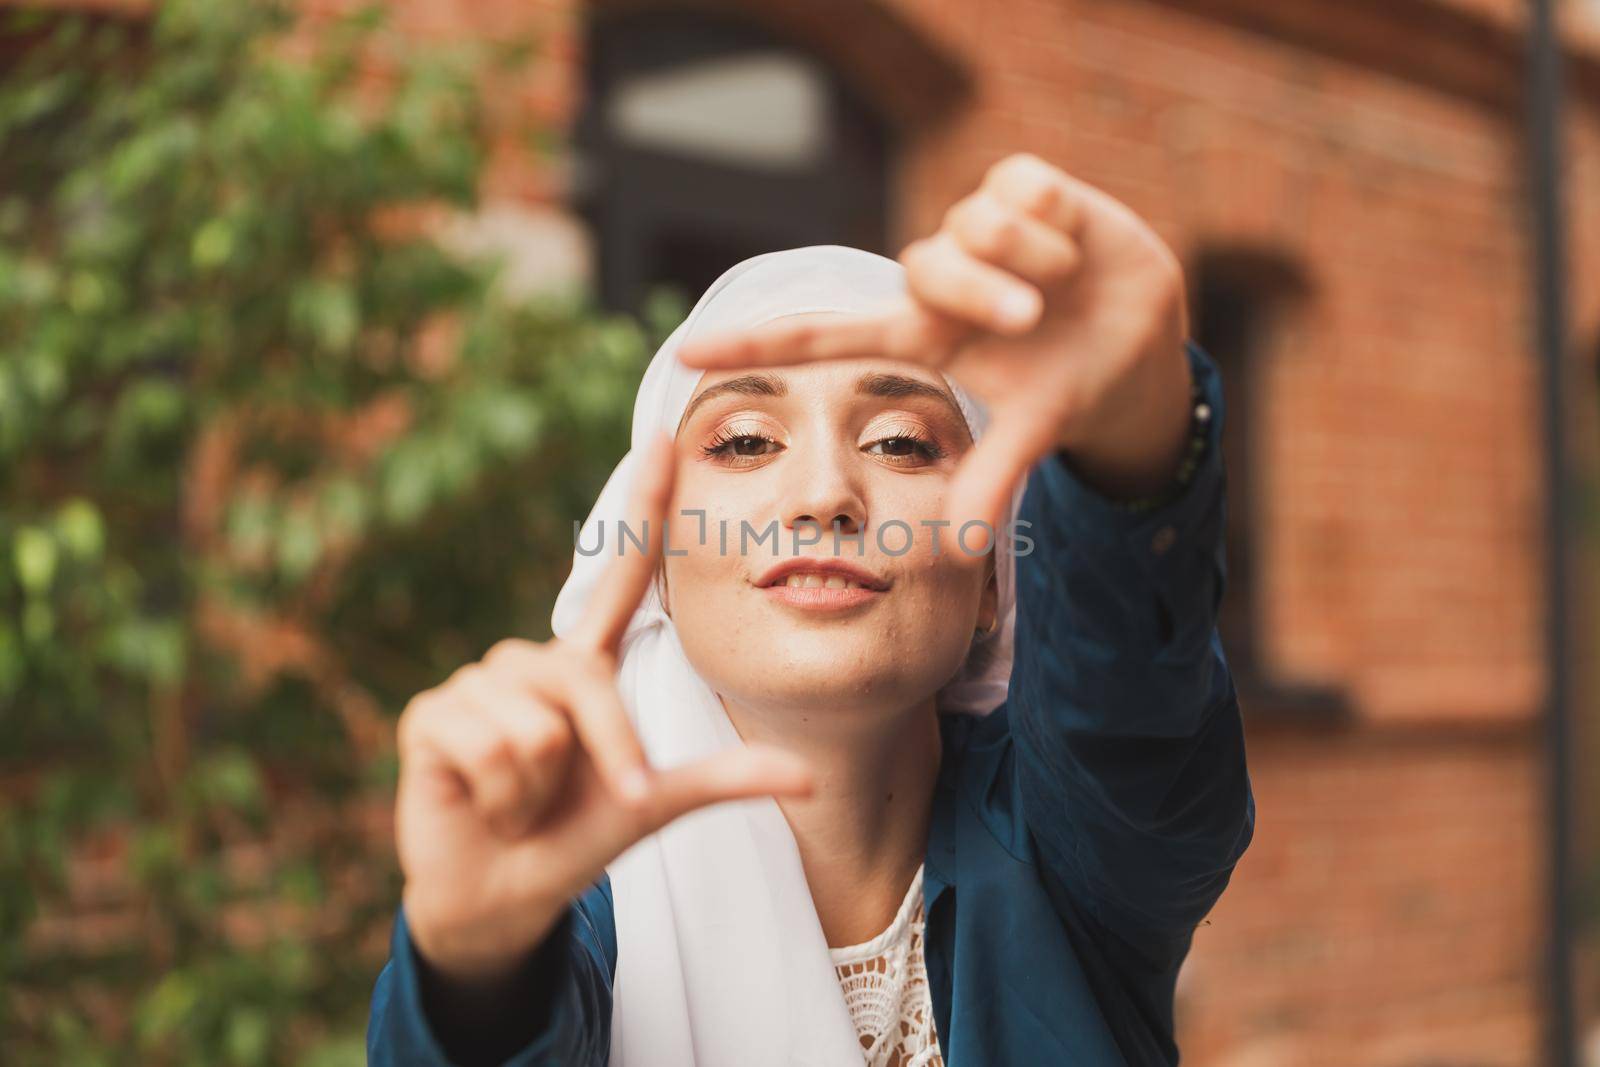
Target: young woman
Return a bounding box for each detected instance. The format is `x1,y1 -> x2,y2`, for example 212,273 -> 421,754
367,152 -> 1254,1067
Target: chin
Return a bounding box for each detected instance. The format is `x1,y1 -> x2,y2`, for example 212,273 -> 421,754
718,632 -> 964,717
672,591 -> 976,715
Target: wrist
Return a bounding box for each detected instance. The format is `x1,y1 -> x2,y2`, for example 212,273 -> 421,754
405,889 -> 567,987
408,900 -> 576,1066
1057,337 -> 1193,500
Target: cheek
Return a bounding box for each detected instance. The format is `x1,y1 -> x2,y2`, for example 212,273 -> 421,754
899,553 -> 989,628
668,483 -> 768,566
662,536 -> 737,621
870,474 -> 947,524
660,481 -> 760,621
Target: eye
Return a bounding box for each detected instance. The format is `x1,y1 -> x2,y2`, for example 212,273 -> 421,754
864,432 -> 946,466
701,427 -> 784,466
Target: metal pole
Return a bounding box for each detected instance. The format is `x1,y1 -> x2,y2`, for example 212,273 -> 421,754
1527,0 -> 1576,1062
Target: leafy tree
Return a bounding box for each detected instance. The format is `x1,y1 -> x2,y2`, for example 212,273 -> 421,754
0,2 -> 674,1062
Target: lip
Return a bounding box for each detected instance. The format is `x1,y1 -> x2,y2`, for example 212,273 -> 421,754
754,558 -> 890,612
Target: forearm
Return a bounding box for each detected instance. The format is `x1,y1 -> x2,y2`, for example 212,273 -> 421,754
415,910 -> 574,1067
367,896 -> 614,1067
1008,339 -> 1254,945
1056,323 -> 1194,502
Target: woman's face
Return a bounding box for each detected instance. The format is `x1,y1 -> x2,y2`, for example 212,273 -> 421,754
664,325 -> 997,719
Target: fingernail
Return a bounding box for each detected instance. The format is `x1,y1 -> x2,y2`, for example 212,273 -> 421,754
995,290 -> 1039,332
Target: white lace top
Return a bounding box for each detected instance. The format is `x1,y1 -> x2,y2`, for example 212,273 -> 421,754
828,862 -> 944,1067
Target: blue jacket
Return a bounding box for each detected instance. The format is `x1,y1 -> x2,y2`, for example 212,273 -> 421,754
368,340 -> 1254,1066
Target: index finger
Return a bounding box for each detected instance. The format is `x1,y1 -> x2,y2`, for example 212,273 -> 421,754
571,430 -> 678,653
943,415 -> 1056,546
675,303 -> 964,371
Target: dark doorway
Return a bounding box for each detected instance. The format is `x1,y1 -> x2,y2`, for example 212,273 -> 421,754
1191,248 -> 1311,690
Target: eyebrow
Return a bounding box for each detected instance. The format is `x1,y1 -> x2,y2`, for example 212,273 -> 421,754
677,373 -> 787,431
855,372 -> 964,419
678,371 -> 966,432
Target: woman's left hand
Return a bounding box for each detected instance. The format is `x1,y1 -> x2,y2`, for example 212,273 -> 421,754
676,152 -> 1194,536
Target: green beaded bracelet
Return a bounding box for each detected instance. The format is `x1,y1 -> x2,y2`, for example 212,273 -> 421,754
1108,379 -> 1213,516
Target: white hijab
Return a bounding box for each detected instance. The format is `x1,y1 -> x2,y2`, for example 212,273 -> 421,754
551,245 -> 1020,1066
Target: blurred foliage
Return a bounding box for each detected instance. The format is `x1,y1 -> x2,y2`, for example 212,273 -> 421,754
0,2 -> 679,1062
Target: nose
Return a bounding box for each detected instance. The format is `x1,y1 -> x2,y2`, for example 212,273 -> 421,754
781,441 -> 866,539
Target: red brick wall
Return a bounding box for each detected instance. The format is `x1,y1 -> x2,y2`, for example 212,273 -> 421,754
1178,725 -> 1542,1066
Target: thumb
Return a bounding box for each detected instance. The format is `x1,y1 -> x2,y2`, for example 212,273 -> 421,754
640,744 -> 815,832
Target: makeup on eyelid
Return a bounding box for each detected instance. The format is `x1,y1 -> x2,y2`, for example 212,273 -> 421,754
695,414 -> 952,467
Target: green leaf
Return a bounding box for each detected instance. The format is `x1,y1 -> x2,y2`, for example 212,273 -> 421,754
13,527 -> 58,592
292,279 -> 360,353
102,618 -> 186,685
318,477 -> 368,539
478,391 -> 544,454
54,498 -> 105,560
226,493 -> 276,561
23,353 -> 66,405
191,749 -> 265,814
382,444 -> 432,524
109,379 -> 187,447
13,257 -> 57,305
67,270 -> 109,314
301,1033 -> 366,1067
226,1009 -> 271,1066
0,623 -> 22,698
276,507 -> 322,581
21,599 -> 53,644
131,823 -> 181,886
191,218 -> 236,270
137,971 -> 200,1043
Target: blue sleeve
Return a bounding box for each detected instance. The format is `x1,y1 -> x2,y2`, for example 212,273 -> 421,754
1007,338 -> 1255,967
366,876 -> 617,1067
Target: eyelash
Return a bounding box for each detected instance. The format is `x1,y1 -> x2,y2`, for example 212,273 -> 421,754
699,427 -> 947,467
699,427 -> 779,464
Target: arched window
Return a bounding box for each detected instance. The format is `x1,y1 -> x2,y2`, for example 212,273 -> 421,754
575,10 -> 894,313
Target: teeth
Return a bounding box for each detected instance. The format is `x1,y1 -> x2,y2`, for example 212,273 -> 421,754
781,573 -> 867,590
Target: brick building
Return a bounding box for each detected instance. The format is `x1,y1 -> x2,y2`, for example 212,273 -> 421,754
28,0 -> 1600,1061
370,0 -> 1600,1063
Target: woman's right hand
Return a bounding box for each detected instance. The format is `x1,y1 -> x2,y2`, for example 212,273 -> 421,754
394,435 -> 815,986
